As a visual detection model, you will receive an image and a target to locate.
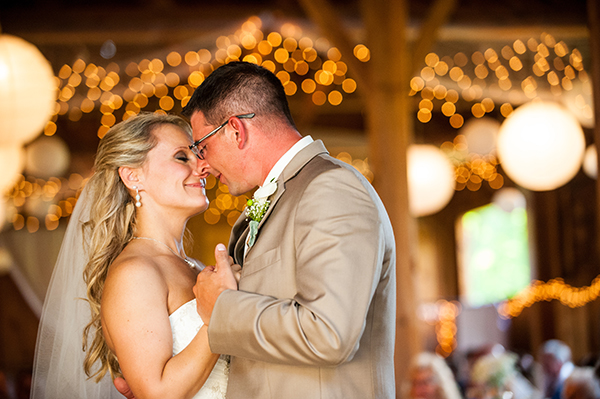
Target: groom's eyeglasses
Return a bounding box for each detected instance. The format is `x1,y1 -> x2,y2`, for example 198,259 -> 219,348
189,113 -> 255,160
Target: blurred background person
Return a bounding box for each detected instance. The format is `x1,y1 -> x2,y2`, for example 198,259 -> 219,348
561,367 -> 600,399
407,351 -> 463,399
468,348 -> 541,399
539,340 -> 575,399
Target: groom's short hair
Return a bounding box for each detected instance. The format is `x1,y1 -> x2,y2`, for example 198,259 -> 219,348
182,61 -> 296,129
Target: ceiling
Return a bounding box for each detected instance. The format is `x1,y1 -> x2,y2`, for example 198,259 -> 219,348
0,0 -> 593,163
0,0 -> 590,76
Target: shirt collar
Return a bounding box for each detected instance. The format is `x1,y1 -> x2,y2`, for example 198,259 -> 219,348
262,135 -> 314,186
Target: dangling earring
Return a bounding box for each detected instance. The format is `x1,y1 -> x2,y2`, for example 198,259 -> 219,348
133,186 -> 141,207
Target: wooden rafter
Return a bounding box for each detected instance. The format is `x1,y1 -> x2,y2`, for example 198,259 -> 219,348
410,0 -> 458,76
297,0 -> 372,94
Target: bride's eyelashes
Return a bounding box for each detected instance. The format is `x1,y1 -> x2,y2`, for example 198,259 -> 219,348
175,151 -> 191,162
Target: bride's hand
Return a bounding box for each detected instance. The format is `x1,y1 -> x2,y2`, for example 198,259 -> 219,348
114,377 -> 136,399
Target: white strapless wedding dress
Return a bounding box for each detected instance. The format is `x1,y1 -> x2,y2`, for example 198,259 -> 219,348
169,299 -> 229,399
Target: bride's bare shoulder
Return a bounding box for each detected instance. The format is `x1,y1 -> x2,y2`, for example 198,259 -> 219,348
100,246 -> 171,355
103,246 -> 168,303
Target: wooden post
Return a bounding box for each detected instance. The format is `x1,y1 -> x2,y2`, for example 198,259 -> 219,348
588,0 -> 600,262
360,1 -> 420,395
299,0 -> 457,395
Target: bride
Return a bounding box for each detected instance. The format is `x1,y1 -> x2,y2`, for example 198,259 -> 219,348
31,112 -> 235,399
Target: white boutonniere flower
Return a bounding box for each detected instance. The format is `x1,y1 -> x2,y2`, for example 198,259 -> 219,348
245,179 -> 277,248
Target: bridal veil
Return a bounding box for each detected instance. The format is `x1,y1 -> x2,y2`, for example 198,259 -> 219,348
30,184 -> 121,398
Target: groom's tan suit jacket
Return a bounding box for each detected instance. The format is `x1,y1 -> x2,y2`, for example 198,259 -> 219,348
208,140 -> 396,399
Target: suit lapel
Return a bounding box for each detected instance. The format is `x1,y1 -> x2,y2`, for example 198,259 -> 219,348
234,228 -> 249,265
243,140 -> 329,259
229,215 -> 249,265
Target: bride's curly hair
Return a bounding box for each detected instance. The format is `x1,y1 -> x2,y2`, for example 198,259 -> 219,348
82,112 -> 193,381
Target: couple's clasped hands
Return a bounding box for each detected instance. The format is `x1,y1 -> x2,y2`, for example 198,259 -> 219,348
194,243 -> 241,325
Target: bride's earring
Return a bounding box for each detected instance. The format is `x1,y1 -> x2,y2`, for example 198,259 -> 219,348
133,186 -> 142,207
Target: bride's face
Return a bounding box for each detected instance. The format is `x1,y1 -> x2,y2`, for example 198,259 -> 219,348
138,124 -> 209,216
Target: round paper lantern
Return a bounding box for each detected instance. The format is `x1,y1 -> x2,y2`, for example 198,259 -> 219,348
0,34 -> 56,145
461,117 -> 501,156
408,144 -> 455,217
492,187 -> 526,212
25,135 -> 71,178
583,145 -> 597,179
0,145 -> 25,192
497,101 -> 585,191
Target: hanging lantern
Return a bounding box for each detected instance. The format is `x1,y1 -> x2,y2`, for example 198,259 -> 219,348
0,145 -> 25,192
497,101 -> 585,191
0,34 -> 56,145
461,117 -> 501,156
408,144 -> 456,217
25,135 -> 71,178
583,145 -> 597,179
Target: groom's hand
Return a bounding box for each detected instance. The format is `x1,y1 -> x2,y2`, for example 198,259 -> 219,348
193,243 -> 238,324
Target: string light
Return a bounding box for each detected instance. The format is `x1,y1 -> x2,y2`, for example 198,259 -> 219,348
4,174 -> 86,231
3,16 -> 372,232
410,32 -> 590,130
498,275 -> 600,318
412,32 -> 590,193
441,136 -> 502,191
45,16 -> 366,141
419,300 -> 461,357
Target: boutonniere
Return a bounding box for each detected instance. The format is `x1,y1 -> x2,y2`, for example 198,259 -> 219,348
245,179 -> 277,248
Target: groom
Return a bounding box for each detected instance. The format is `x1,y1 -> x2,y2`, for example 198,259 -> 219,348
187,61 -> 396,399
116,61 -> 396,398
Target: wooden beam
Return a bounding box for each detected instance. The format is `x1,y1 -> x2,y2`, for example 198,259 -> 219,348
410,0 -> 458,76
298,0 -> 372,94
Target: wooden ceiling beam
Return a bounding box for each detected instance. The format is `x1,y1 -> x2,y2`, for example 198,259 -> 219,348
298,0 -> 372,93
410,0 -> 458,76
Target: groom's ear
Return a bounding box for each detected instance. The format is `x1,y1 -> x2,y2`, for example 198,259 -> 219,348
229,117 -> 247,150
118,166 -> 142,190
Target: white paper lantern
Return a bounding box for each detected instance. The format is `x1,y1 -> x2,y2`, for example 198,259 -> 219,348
0,34 -> 57,145
583,145 -> 597,179
408,144 -> 456,217
25,135 -> 71,178
461,117 -> 501,156
497,101 -> 585,191
0,145 -> 25,192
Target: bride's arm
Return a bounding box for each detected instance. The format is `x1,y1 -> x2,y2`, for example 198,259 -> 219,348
101,258 -> 219,399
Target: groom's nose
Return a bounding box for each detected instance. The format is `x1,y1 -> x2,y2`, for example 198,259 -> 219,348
195,158 -> 212,178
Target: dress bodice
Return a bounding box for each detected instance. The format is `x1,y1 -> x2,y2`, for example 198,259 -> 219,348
169,299 -> 229,399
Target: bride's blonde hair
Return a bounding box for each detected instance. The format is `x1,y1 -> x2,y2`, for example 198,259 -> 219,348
82,112 -> 193,381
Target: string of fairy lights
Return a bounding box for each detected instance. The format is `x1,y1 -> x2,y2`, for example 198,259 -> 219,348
6,20 -> 593,231
420,300 -> 462,358
2,17 -> 597,355
419,33 -> 592,192
498,276 -> 600,319
5,16 -> 372,233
